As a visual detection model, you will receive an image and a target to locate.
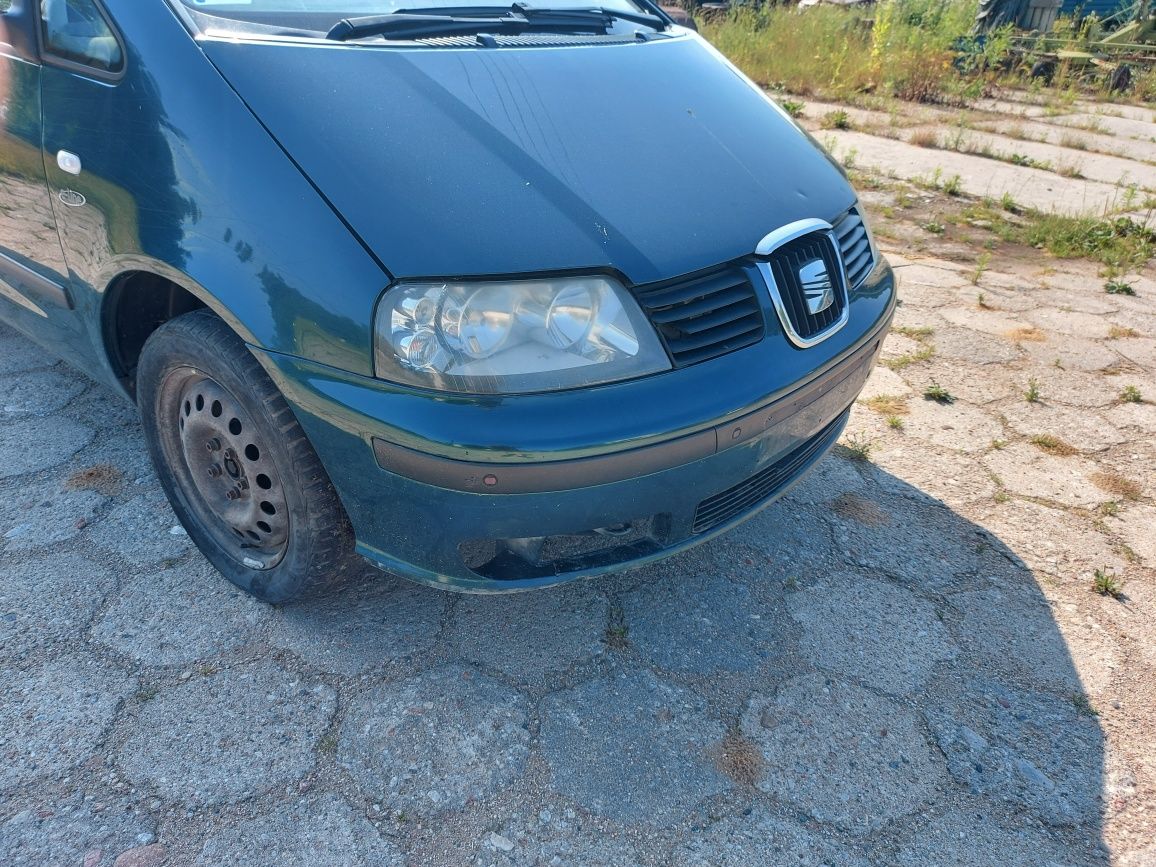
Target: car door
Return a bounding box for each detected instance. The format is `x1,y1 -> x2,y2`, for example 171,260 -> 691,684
0,0 -> 74,330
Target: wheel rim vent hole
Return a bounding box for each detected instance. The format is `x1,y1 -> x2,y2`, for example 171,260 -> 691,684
229,418 -> 242,435
260,501 -> 276,516
256,474 -> 272,490
245,444 -> 260,461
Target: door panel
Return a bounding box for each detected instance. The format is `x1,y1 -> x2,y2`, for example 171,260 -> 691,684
0,5 -> 73,324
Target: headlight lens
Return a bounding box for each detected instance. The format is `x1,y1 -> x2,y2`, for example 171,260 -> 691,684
374,276 -> 671,393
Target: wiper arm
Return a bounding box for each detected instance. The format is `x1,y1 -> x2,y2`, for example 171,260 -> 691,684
326,4 -> 663,41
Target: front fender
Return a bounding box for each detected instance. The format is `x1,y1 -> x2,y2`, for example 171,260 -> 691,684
44,0 -> 390,382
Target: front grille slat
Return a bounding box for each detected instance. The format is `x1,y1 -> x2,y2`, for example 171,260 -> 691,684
634,266 -> 765,367
646,285 -> 753,324
692,412 -> 846,533
671,300 -> 761,336
640,271 -> 749,308
832,208 -> 876,290
664,316 -> 764,353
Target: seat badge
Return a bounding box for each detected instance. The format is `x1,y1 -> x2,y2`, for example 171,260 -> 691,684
799,258 -> 834,315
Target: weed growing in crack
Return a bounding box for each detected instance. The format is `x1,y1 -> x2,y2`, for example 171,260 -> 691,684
1092,568 -> 1124,600
923,381 -> 954,403
1025,378 -> 1042,403
1105,279 -> 1136,296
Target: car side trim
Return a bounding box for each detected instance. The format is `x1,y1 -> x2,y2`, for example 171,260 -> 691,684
0,251 -> 73,310
372,326 -> 883,494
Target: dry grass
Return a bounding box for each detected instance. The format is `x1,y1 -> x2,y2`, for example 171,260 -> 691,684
1108,326 -> 1141,339
714,730 -> 765,786
1091,472 -> 1142,501
864,394 -> 910,416
1006,327 -> 1047,343
909,128 -> 940,148
1029,434 -> 1077,456
65,464 -> 123,495
1058,132 -> 1089,151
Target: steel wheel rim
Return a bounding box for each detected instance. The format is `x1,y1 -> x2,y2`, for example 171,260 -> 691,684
168,370 -> 290,570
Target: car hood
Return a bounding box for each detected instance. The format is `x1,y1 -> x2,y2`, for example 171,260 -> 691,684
203,33 -> 855,285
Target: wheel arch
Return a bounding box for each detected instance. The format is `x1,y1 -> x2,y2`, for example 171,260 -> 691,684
100,262 -> 259,398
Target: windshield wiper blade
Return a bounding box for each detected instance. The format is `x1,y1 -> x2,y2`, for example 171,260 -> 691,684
327,4 -> 662,41
509,3 -> 664,28
327,13 -> 531,40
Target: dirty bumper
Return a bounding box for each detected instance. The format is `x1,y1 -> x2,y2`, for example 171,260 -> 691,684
257,322 -> 886,592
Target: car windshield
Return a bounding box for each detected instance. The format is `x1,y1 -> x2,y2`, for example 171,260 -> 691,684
175,0 -> 651,33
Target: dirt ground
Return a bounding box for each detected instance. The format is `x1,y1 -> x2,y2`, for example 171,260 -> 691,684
1,89 -> 1154,866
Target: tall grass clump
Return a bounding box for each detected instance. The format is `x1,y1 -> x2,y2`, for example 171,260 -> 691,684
701,0 -> 981,104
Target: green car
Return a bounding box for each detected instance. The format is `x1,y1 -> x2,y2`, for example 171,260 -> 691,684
0,0 -> 894,601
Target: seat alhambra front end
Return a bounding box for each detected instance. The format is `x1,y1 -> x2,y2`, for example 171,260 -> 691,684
0,0 -> 893,601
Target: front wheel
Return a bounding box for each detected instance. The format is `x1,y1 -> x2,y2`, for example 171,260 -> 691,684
137,310 -> 353,603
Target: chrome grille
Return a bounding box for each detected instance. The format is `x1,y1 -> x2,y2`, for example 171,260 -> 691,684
833,208 -> 875,290
634,267 -> 765,367
762,231 -> 847,342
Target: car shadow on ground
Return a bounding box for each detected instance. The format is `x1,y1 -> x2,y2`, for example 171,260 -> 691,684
0,327 -> 1108,865
263,454 -> 1108,865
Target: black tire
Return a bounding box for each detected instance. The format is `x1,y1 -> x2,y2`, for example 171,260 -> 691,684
137,309 -> 353,603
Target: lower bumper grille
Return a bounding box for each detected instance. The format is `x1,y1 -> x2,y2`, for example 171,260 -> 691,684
692,411 -> 848,534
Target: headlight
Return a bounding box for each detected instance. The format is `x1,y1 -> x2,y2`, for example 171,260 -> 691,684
374,276 -> 671,393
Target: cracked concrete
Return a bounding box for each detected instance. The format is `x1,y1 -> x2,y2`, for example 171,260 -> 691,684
1,89 -> 1154,866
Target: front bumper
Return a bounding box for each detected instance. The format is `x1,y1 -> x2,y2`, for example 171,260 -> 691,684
256,262 -> 894,592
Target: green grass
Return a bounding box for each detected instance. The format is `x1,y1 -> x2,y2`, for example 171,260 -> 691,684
1092,568 -> 1124,600
1022,216 -> 1155,276
840,433 -> 875,462
1071,692 -> 1099,717
970,252 -> 991,285
1120,385 -> 1142,404
923,381 -> 954,403
700,0 -> 981,105
1025,378 -> 1042,403
780,99 -> 806,119
703,0 -> 1153,107
821,109 -> 852,130
1105,279 -> 1136,296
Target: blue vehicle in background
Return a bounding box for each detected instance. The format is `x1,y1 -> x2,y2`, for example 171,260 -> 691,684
0,0 -> 893,602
